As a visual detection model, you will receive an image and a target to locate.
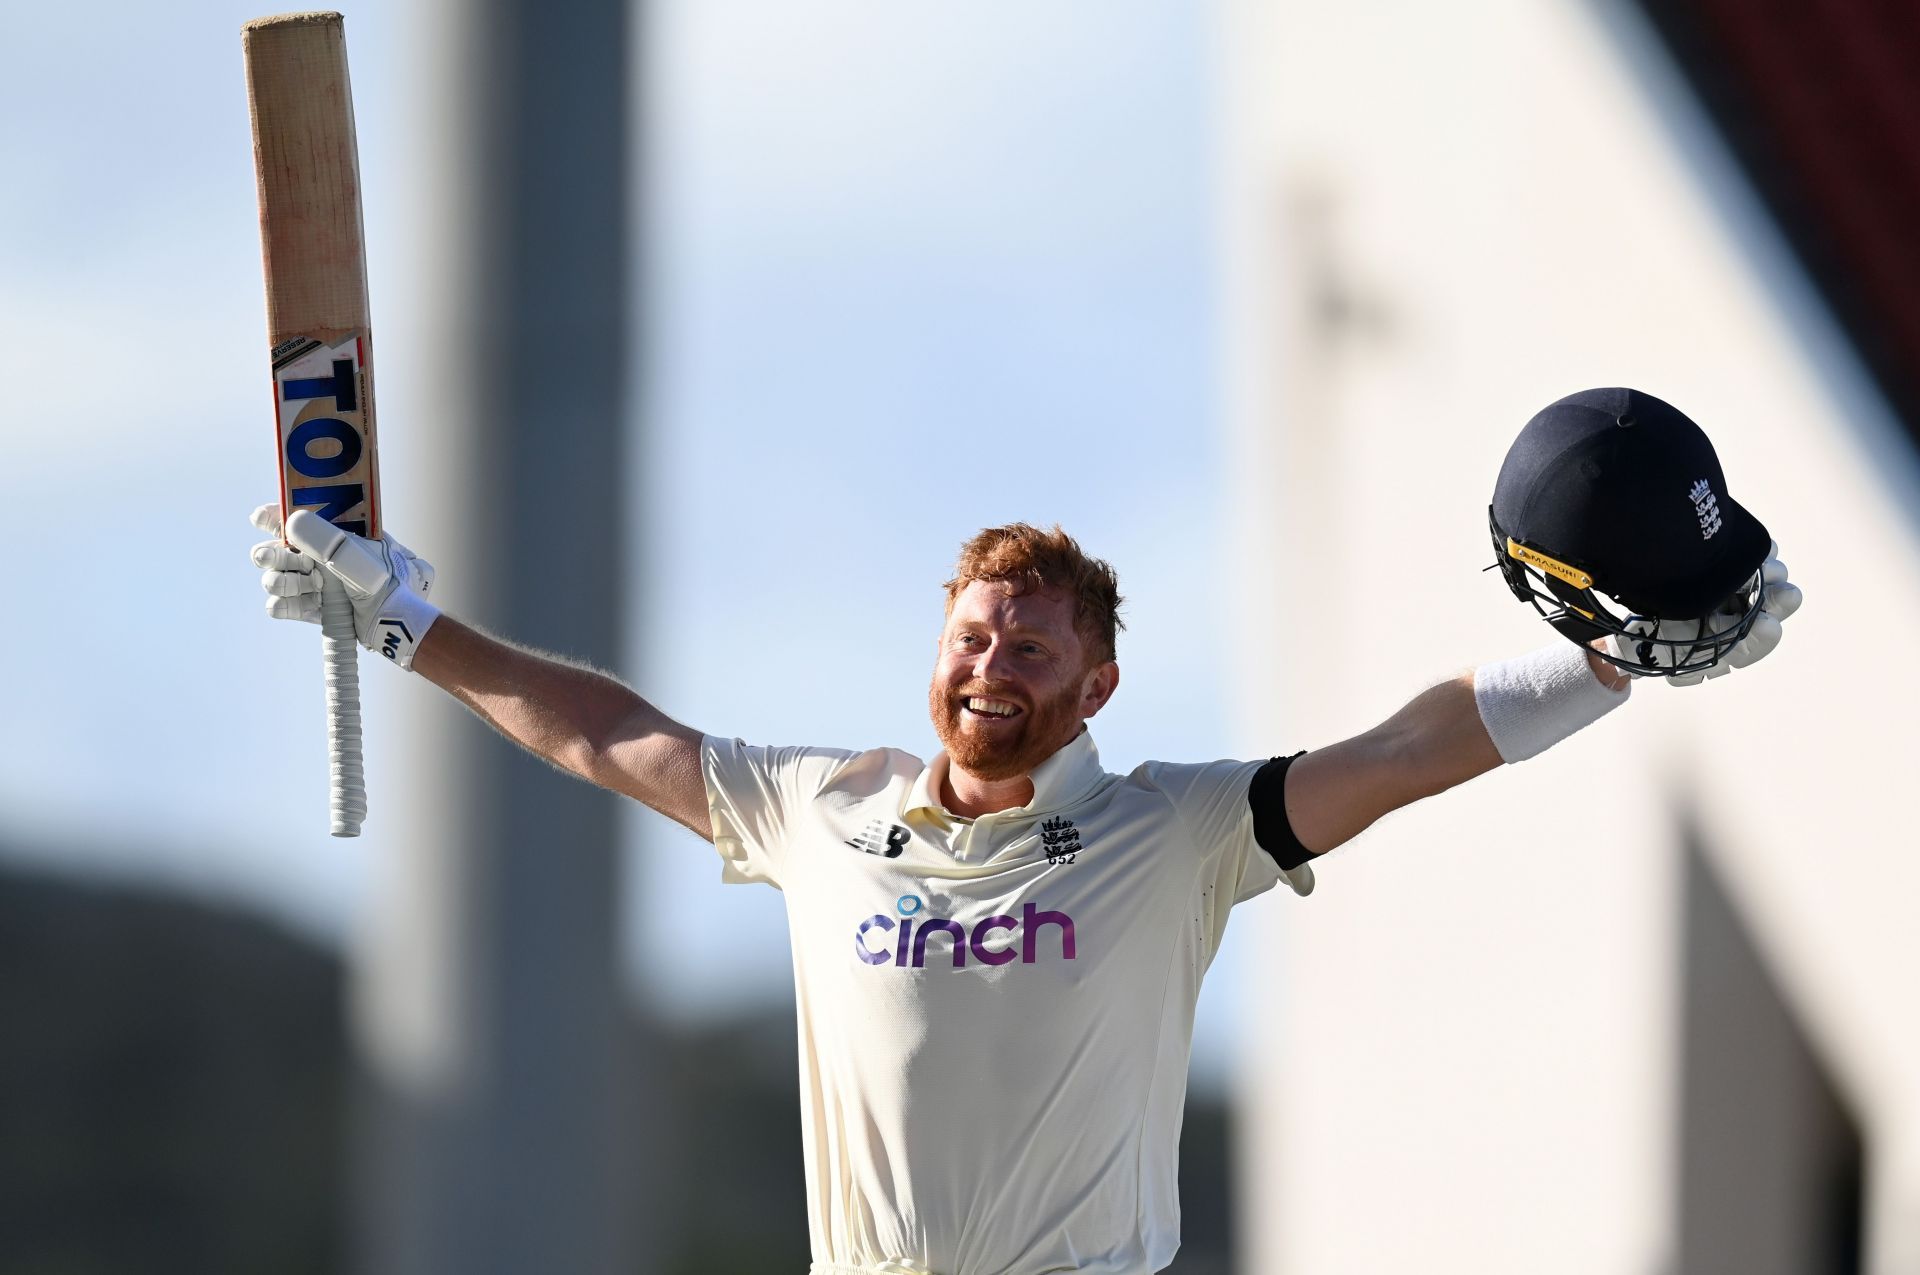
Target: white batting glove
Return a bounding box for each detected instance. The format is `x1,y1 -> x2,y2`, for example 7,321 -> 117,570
250,503 -> 440,669
1610,542 -> 1803,686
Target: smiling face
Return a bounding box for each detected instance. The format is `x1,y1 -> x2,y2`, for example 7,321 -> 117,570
928,579 -> 1120,783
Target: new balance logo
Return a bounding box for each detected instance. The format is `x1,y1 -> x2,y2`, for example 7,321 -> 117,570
1040,816 -> 1082,866
847,821 -> 910,858
1689,478 -> 1723,540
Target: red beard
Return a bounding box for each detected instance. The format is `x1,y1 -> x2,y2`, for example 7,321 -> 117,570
928,676 -> 1084,783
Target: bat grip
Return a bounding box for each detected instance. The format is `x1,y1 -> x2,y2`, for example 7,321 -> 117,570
320,571 -> 367,836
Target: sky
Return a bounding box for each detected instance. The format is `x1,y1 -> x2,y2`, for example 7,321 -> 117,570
0,0 -> 1269,1087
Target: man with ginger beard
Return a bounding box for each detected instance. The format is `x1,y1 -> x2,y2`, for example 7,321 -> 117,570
924,535 -> 1120,805
254,484 -> 1799,1274
246,518 -> 1583,1275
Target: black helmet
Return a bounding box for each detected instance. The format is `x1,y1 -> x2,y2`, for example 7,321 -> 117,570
1489,388 -> 1771,677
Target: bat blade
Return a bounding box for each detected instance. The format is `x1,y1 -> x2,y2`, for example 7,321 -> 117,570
245,11 -> 381,837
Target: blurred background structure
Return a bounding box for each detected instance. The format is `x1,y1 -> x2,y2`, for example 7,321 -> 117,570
1223,2 -> 1920,1273
349,0 -> 635,1271
3,0 -> 1918,1272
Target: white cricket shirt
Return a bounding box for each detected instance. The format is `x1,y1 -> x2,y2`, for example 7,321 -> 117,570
701,728 -> 1303,1275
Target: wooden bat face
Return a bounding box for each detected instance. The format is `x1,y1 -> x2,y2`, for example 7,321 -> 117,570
245,11 -> 380,545
273,332 -> 379,539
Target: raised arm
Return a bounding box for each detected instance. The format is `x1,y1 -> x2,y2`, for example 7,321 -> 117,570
1276,532 -> 1804,865
413,619 -> 712,839
1281,646 -> 1628,857
251,504 -> 713,840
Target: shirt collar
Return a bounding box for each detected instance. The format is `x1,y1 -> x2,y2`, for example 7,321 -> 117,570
903,728 -> 1105,821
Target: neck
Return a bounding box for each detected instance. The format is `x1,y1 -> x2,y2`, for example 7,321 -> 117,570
941,765 -> 1034,819
939,728 -> 1089,817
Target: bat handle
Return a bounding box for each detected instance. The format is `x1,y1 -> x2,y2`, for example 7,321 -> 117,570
320,571 -> 367,836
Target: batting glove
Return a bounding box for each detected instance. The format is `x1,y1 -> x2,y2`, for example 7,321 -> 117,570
1609,541 -> 1803,686
250,503 -> 440,669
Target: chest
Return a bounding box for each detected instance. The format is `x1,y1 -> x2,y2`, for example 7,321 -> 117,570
783,791 -> 1194,971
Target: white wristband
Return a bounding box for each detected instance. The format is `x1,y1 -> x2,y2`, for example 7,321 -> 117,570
1473,642 -> 1629,763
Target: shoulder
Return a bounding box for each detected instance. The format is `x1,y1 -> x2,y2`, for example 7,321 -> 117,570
1117,758 -> 1272,846
819,746 -> 927,797
702,735 -> 922,790
1126,757 -> 1265,802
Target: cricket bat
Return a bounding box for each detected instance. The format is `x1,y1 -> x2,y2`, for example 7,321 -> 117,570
244,11 -> 381,837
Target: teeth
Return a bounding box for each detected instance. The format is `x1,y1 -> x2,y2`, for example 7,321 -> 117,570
966,697 -> 1019,717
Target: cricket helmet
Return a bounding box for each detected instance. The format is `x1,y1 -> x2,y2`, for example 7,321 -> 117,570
1489,387 -> 1772,677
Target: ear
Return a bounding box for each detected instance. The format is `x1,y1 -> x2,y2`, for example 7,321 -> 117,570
1079,660 -> 1120,719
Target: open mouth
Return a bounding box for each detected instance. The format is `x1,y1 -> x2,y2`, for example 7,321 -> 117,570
961,696 -> 1023,721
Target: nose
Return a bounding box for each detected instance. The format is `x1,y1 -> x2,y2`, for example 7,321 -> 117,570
971,636 -> 1016,685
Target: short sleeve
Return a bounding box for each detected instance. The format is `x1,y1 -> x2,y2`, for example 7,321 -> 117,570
701,736 -> 859,890
1138,758 -> 1289,907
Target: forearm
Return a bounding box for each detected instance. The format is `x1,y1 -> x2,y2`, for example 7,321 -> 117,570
1285,645 -> 1624,855
1281,676 -> 1495,853
1388,647 -> 1622,792
1386,673 -> 1507,800
412,617 -> 701,803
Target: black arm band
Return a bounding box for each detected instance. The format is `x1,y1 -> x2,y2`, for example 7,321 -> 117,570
1249,751 -> 1316,871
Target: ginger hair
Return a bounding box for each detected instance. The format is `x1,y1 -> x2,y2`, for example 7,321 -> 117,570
942,523 -> 1125,665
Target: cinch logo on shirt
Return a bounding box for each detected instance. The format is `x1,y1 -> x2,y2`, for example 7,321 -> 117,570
853,901 -> 1077,968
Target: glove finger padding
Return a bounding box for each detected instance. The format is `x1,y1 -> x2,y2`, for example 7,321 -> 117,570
1727,611 -> 1784,669
1668,662 -> 1730,688
261,567 -> 321,599
1611,548 -> 1802,684
1762,579 -> 1802,621
284,510 -> 384,595
1613,615 -> 1703,675
251,540 -> 314,573
249,503 -> 284,536
266,592 -> 322,624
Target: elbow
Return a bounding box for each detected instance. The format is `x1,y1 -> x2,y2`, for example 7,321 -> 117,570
543,706 -> 639,790
559,738 -> 609,786
572,720 -> 639,792
576,699 -> 654,776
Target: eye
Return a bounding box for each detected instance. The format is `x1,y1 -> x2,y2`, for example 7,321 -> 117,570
1019,642 -> 1045,655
